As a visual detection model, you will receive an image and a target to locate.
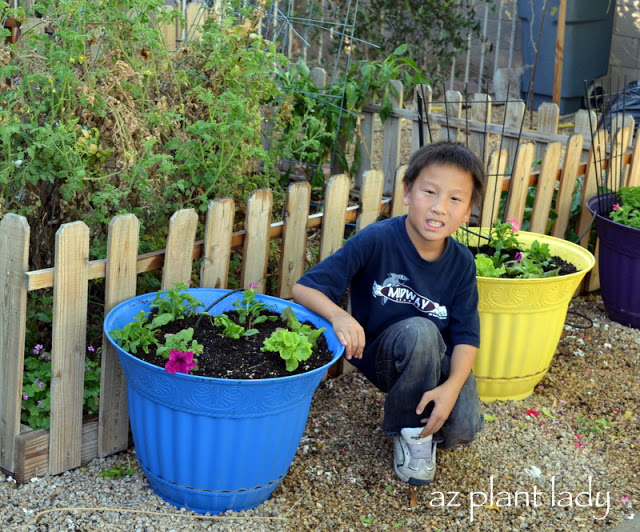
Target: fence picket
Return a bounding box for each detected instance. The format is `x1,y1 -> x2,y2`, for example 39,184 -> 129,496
627,134 -> 640,188
574,109 -> 597,138
503,99 -> 526,170
469,93 -> 492,167
355,110 -> 375,191
49,222 -> 89,475
391,165 -> 408,219
611,125 -> 635,192
157,5 -> 177,51
534,102 -> 559,165
411,84 -> 432,152
578,129 -> 608,248
529,142 -> 562,234
552,134 -> 583,239
480,149 -> 508,228
201,199 -> 235,289
356,170 -> 384,231
278,183 -> 310,300
184,2 -> 207,42
443,90 -> 462,143
241,189 -> 273,291
98,214 -> 139,457
319,174 -> 350,262
0,214 -> 29,473
162,209 -> 198,290
505,142 -> 535,225
381,80 -> 404,195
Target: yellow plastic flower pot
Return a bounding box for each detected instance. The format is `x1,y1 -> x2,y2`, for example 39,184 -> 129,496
466,230 -> 595,402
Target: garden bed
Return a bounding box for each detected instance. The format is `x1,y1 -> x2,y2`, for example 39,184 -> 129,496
2,294 -> 638,531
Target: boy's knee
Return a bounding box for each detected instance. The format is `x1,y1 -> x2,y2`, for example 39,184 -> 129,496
398,317 -> 442,348
440,413 -> 484,449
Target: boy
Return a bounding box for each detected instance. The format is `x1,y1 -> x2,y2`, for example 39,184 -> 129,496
292,141 -> 486,485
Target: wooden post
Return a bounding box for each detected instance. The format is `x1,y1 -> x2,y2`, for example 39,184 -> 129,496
98,214 -> 139,457
49,222 -> 89,475
0,215 -> 30,473
552,0 -> 567,105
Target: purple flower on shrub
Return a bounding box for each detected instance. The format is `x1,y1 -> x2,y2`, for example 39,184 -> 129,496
23,395 -> 29,400
515,251 -> 523,263
33,344 -> 43,354
165,350 -> 197,375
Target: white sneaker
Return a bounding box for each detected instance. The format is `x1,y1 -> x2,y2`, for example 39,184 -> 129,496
393,427 -> 437,485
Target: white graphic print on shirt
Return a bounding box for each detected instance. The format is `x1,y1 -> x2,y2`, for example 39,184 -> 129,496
371,273 -> 447,319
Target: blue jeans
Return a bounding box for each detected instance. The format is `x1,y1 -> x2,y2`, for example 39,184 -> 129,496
350,317 -> 484,449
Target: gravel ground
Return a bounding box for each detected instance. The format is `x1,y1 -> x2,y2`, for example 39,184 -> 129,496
1,293 -> 639,532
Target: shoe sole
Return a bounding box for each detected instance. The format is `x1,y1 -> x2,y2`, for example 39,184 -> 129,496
394,464 -> 435,486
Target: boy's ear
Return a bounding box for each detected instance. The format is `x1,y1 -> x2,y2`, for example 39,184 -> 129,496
402,181 -> 411,205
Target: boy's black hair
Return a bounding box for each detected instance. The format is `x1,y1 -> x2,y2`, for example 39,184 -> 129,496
403,141 -> 486,207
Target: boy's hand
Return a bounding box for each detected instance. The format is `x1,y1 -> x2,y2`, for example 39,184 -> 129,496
415,382 -> 459,437
332,314 -> 365,360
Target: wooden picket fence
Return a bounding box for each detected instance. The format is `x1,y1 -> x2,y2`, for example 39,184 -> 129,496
2,78 -> 640,482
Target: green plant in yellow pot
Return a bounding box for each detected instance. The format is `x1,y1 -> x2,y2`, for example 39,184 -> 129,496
459,219 -> 595,402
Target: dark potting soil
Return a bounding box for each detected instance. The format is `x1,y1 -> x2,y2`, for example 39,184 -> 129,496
134,310 -> 335,379
468,245 -> 578,279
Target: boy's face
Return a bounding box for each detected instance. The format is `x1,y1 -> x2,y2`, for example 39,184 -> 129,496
403,162 -> 473,257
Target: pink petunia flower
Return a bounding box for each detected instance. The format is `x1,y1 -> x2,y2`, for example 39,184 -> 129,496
248,281 -> 259,289
612,203 -> 621,211
507,217 -> 521,233
165,350 -> 197,375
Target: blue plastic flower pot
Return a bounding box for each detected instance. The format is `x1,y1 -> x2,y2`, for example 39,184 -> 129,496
587,195 -> 640,329
104,289 -> 344,514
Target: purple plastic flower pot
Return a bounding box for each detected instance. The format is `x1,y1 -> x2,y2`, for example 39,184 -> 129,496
104,289 -> 344,515
587,195 -> 640,329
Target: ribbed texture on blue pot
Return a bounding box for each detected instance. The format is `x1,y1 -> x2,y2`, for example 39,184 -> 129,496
588,196 -> 640,329
104,289 -> 344,514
